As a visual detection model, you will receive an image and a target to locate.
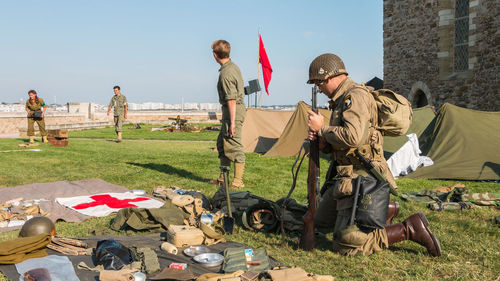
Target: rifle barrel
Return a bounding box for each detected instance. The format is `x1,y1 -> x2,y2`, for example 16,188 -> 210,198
299,86 -> 320,251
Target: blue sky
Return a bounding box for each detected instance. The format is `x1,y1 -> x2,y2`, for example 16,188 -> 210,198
0,1 -> 383,106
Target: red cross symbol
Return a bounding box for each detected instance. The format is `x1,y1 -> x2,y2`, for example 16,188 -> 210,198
72,194 -> 150,210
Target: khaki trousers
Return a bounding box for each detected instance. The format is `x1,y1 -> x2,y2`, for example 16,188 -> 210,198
27,117 -> 47,136
217,120 -> 245,163
114,115 -> 124,132
314,185 -> 388,256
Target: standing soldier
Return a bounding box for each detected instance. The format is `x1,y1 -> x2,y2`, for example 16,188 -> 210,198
210,40 -> 246,189
107,85 -> 128,143
25,90 -> 48,144
307,53 -> 441,256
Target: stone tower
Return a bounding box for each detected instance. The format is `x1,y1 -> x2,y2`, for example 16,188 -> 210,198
383,0 -> 499,111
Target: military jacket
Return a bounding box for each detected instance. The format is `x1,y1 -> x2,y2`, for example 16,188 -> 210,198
318,77 -> 396,188
25,98 -> 45,112
217,60 -> 245,122
109,95 -> 128,116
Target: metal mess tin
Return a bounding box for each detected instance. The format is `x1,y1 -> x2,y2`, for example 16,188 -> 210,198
193,253 -> 224,267
133,272 -> 146,281
183,245 -> 210,257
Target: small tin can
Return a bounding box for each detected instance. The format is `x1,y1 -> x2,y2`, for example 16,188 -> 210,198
200,213 -> 214,225
169,262 -> 187,270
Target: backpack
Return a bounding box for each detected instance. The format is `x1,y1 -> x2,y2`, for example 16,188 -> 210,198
359,86 -> 413,137
210,188 -> 306,234
372,89 -> 413,136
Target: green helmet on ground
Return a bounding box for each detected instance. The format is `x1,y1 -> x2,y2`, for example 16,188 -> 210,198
307,53 -> 348,84
19,216 -> 56,237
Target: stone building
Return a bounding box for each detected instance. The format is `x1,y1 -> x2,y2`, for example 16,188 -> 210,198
383,0 -> 499,111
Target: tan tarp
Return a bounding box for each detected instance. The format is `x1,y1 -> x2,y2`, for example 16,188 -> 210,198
407,103 -> 500,180
383,106 -> 436,158
242,108 -> 294,153
264,102 -> 332,157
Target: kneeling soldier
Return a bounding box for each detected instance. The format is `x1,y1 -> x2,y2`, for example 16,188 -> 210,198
307,53 -> 441,257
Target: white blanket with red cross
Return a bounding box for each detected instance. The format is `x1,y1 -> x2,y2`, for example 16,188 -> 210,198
55,192 -> 164,217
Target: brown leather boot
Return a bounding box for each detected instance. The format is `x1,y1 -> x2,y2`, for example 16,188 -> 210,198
386,201 -> 400,226
209,174 -> 224,186
210,158 -> 231,186
386,212 -> 442,257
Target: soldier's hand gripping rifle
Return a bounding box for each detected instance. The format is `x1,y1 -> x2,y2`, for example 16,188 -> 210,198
299,86 -> 320,251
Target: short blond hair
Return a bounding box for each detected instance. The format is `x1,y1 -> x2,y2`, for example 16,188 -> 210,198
212,40 -> 231,59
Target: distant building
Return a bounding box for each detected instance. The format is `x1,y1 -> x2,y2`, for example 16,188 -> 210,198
383,0 -> 499,110
0,103 -> 25,112
199,103 -> 221,111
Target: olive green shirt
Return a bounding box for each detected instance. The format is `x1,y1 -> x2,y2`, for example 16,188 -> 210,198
217,60 -> 245,121
108,95 -> 128,117
25,98 -> 45,112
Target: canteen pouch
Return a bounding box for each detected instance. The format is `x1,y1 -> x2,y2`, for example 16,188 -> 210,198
95,239 -> 136,270
222,247 -> 270,273
355,176 -> 390,229
166,225 -> 204,247
32,111 -> 43,118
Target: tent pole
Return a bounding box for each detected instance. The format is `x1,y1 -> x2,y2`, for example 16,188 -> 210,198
257,25 -> 261,108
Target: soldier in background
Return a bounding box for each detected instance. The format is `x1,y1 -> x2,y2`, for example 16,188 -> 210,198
107,85 -> 128,143
307,53 -> 441,257
25,90 -> 48,143
210,40 -> 246,189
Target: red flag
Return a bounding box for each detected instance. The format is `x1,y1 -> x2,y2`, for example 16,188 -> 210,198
259,34 -> 273,95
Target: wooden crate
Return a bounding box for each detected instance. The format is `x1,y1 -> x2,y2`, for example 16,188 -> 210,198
48,129 -> 68,138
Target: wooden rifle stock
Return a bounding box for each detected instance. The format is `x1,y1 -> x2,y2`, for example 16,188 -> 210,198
299,86 -> 320,251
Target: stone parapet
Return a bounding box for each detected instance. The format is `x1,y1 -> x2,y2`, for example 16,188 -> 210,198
0,110 -> 222,136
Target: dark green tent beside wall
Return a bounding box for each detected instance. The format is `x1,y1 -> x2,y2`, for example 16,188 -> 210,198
407,103 -> 500,180
383,106 -> 436,159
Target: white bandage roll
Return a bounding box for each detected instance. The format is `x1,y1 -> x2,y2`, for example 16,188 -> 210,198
161,242 -> 178,255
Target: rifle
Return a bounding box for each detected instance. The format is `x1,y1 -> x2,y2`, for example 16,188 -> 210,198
299,86 -> 320,251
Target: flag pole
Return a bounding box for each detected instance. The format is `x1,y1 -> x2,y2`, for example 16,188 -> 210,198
257,26 -> 261,108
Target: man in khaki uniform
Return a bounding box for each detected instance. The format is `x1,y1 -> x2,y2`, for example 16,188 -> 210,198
210,40 -> 246,189
107,85 -> 128,142
307,53 -> 441,257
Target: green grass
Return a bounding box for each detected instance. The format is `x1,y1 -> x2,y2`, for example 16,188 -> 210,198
69,123 -> 219,141
0,134 -> 499,280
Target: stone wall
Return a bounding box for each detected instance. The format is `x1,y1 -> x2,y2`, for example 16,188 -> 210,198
383,0 -> 499,111
0,110 -> 221,136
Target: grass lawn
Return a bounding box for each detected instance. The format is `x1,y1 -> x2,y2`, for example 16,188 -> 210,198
0,129 -> 499,280
68,123 -> 219,141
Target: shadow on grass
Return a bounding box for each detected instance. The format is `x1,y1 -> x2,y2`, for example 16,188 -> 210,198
388,245 -> 421,255
274,230 -> 333,252
127,162 -> 211,183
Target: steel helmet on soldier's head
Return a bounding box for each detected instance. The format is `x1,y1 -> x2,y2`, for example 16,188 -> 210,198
19,216 -> 56,237
307,53 -> 348,84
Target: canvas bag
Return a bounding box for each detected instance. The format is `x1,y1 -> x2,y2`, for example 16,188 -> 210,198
354,176 -> 390,229
370,88 -> 413,136
222,247 -> 270,273
166,225 -> 205,247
